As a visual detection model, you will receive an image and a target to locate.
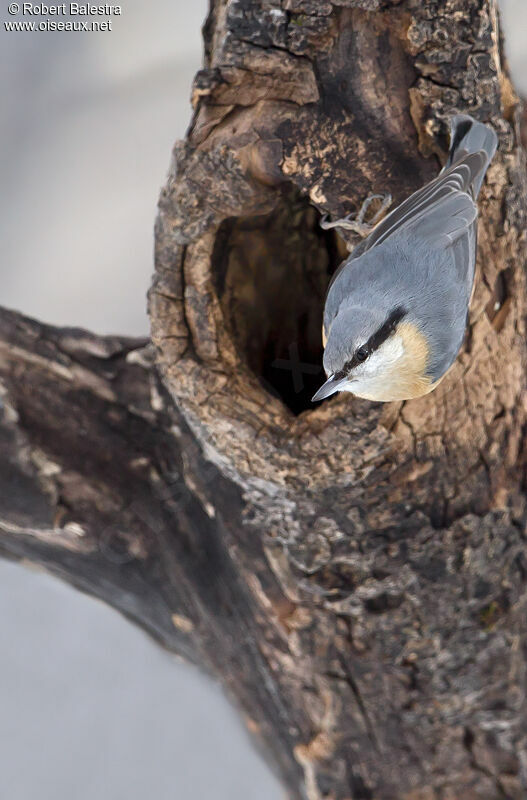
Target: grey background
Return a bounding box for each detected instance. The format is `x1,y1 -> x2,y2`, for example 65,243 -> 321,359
0,2 -> 525,798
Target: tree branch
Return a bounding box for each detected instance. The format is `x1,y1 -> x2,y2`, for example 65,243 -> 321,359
0,307 -> 305,792
0,309 -> 185,646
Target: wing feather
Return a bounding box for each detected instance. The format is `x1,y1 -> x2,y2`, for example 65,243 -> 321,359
404,191 -> 477,246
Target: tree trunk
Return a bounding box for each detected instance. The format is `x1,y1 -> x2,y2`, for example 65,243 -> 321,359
2,1 -> 527,798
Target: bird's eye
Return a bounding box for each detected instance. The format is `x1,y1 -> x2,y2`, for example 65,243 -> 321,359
355,346 -> 369,362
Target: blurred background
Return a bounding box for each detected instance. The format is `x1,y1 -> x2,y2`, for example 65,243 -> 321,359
0,1 -> 525,798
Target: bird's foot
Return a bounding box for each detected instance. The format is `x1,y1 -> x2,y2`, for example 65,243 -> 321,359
320,193 -> 392,239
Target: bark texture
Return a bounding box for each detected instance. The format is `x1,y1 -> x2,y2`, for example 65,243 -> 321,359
2,1 -> 527,799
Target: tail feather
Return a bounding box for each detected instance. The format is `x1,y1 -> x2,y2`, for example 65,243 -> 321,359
445,114 -> 498,197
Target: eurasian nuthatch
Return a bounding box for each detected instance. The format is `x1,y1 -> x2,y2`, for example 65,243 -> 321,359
312,114 -> 497,403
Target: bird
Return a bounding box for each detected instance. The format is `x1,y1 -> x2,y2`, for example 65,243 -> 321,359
311,114 -> 498,404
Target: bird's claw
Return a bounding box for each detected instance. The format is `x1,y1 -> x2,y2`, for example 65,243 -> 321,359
320,193 -> 393,239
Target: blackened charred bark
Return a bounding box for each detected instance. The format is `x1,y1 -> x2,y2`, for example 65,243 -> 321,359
2,1 -> 527,799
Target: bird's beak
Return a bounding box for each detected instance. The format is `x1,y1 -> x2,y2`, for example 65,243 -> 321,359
311,375 -> 348,402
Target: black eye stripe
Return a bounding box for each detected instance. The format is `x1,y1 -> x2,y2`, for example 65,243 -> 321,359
367,305 -> 406,353
335,306 -> 407,379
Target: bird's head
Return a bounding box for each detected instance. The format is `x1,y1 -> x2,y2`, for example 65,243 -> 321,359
312,305 -> 433,403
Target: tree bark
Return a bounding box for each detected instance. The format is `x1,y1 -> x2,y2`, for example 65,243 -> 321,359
2,1 -> 527,799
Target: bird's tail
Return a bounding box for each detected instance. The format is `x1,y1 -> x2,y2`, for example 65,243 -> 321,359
445,114 -> 498,197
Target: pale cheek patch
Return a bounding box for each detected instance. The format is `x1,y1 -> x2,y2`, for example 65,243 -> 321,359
349,326 -> 432,401
345,335 -> 407,400
355,335 -> 405,379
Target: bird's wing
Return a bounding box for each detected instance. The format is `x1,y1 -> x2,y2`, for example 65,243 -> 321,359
351,152 -> 484,257
403,190 -> 477,247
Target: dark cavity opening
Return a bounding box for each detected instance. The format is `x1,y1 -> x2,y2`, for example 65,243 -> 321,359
213,187 -> 345,414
